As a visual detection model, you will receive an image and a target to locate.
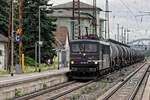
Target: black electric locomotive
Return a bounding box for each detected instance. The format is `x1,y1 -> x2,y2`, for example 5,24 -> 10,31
69,36 -> 145,80
70,39 -> 111,79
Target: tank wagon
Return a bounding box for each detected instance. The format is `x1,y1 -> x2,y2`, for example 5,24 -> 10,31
69,38 -> 145,79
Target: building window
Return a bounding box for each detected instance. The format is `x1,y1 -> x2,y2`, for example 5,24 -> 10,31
0,50 -> 2,56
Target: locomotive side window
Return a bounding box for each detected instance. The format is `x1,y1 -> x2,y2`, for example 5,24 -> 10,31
71,44 -> 84,53
85,44 -> 97,52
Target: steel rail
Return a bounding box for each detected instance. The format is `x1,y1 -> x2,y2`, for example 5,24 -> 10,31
15,62 -> 144,100
128,65 -> 150,100
46,63 -> 143,100
46,77 -> 105,100
103,62 -> 147,100
14,81 -> 76,100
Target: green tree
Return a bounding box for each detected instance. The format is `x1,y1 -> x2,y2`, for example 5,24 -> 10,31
0,0 -> 9,36
22,0 -> 56,63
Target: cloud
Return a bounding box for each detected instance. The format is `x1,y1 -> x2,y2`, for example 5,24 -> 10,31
49,0 -> 150,41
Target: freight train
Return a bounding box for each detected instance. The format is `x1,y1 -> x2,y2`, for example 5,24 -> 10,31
69,36 -> 145,79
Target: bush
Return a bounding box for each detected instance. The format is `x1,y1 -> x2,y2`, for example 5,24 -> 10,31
24,57 -> 36,66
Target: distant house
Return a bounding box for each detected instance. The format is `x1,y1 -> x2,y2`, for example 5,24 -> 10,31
0,34 -> 8,70
52,26 -> 69,67
49,1 -> 104,67
48,1 -> 104,40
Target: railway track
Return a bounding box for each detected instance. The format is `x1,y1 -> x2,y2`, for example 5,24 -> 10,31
15,61 -> 148,100
14,77 -> 103,100
14,81 -> 76,100
15,73 -> 110,100
98,62 -> 149,100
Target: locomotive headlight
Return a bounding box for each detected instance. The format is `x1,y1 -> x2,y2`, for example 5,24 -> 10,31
83,53 -> 86,56
71,61 -> 74,64
94,61 -> 98,64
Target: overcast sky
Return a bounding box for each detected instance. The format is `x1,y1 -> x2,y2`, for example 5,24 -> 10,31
49,0 -> 150,42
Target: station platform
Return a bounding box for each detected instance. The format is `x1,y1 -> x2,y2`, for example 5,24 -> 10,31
0,67 -> 70,100
0,67 -> 69,87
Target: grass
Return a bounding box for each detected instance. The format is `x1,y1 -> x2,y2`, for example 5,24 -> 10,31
0,64 -> 56,77
72,93 -> 80,99
23,64 -> 56,74
98,78 -> 114,90
0,71 -> 9,77
15,88 -> 22,97
98,82 -> 106,90
81,86 -> 92,94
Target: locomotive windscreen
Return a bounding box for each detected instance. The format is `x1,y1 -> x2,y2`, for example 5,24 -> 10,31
71,43 -> 98,53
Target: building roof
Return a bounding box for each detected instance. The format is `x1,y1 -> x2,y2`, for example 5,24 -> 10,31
53,1 -> 103,11
52,26 -> 68,49
47,9 -> 89,19
48,10 -> 106,21
0,34 -> 8,43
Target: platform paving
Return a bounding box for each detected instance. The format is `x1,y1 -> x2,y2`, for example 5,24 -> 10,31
0,67 -> 69,87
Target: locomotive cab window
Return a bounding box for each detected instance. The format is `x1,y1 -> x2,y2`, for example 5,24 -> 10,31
71,43 -> 84,53
85,44 -> 97,52
71,43 -> 98,53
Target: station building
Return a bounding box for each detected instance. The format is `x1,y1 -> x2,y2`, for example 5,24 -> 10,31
48,1 -> 104,67
0,34 -> 8,70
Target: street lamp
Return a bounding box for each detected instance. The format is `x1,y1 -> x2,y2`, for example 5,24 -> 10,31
38,4 -> 52,72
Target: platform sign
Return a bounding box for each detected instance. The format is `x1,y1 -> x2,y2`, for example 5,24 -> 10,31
16,29 -> 21,35
14,35 -> 20,42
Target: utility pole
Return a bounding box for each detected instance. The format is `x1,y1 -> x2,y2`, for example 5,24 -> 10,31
58,20 -> 61,70
105,0 -> 110,39
11,0 -> 14,76
39,7 -> 41,72
72,0 -> 80,39
106,0 -> 110,39
121,26 -> 123,43
78,0 -> 81,37
93,0 -> 97,35
8,0 -> 12,71
117,24 -> 119,42
104,1 -> 107,39
72,0 -> 75,40
35,42 -> 37,72
115,34 -> 117,41
18,0 -> 23,69
124,29 -> 126,44
127,32 -> 129,44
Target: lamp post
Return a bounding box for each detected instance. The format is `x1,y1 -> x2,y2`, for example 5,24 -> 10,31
38,4 -> 52,72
